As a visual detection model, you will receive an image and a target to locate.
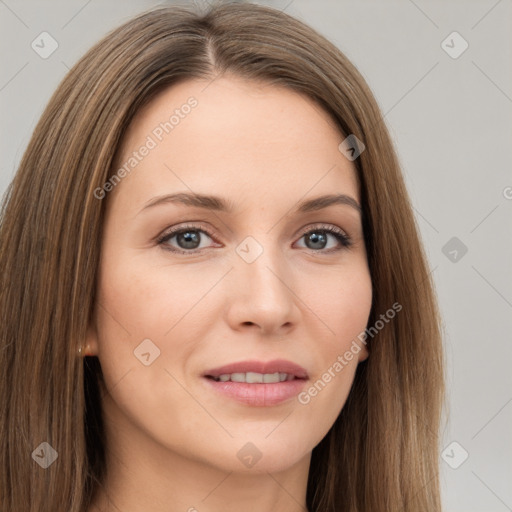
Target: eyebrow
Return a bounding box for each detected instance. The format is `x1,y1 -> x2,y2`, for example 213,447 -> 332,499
139,192 -> 362,216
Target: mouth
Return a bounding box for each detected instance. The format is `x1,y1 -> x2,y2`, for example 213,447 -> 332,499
206,372 -> 300,383
202,359 -> 308,407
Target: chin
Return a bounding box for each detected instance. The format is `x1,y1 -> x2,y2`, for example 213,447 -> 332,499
202,437 -> 312,475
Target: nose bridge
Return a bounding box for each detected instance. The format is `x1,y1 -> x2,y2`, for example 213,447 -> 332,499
228,231 -> 297,331
236,232 -> 288,294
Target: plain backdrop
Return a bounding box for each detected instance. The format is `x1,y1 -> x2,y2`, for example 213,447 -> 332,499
1,1 -> 511,510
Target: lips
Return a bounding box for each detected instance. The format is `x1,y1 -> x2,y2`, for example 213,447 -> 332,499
202,359 -> 309,406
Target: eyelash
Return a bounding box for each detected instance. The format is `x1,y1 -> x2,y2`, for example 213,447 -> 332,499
156,222 -> 352,255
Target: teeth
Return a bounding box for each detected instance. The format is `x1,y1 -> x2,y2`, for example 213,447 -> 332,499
262,372 -> 279,383
246,372 -> 263,383
213,372 -> 294,383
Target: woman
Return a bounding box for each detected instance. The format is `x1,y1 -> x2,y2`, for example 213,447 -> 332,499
0,2 -> 445,511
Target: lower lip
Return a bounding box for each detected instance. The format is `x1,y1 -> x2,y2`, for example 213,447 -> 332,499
202,377 -> 307,406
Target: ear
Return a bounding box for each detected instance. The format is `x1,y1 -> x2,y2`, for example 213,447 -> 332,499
357,342 -> 369,363
83,323 -> 100,357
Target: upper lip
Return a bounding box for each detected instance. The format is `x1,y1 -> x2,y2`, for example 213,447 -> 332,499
204,359 -> 308,379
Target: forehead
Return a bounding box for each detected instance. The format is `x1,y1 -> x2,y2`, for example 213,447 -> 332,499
109,75 -> 360,212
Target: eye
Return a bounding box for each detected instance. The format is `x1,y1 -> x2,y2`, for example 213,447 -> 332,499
295,224 -> 352,252
157,222 -> 352,254
157,224 -> 218,254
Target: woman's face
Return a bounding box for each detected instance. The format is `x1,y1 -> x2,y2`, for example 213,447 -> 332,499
88,75 -> 372,475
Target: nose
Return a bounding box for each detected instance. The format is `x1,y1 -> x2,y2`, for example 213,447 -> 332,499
225,240 -> 300,336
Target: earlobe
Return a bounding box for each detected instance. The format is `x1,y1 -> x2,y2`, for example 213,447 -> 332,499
358,344 -> 369,363
83,324 -> 99,356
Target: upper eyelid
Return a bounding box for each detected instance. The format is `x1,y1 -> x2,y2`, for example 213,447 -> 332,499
158,221 -> 348,236
157,223 -> 217,241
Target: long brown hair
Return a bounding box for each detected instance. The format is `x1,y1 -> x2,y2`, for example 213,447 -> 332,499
0,2 -> 445,510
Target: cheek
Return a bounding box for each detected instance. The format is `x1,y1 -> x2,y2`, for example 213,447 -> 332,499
97,252 -> 216,338
300,260 -> 372,345
292,262 -> 371,422
95,253 -> 226,391
94,258 -> 212,436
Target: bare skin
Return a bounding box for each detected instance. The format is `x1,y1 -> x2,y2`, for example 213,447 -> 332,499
86,74 -> 372,512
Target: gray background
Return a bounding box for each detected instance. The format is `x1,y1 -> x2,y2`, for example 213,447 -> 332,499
1,1 -> 511,510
